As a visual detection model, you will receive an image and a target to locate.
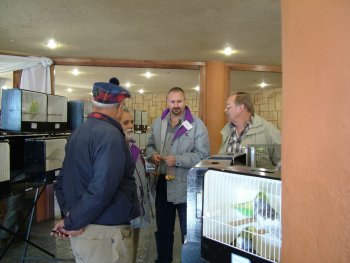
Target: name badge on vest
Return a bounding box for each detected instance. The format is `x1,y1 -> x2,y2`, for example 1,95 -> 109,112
182,120 -> 193,131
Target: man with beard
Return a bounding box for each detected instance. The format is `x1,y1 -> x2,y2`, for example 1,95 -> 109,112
146,87 -> 210,263
120,108 -> 153,263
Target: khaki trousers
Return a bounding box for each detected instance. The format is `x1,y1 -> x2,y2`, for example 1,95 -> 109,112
70,224 -> 133,263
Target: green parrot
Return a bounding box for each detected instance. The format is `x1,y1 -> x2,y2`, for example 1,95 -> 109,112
234,226 -> 257,253
254,192 -> 278,220
234,200 -> 254,217
29,100 -> 39,114
234,192 -> 278,220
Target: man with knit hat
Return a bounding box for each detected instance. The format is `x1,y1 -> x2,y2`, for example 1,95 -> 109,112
53,78 -> 140,263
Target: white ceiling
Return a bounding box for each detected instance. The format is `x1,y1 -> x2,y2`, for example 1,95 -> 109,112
0,0 -> 282,98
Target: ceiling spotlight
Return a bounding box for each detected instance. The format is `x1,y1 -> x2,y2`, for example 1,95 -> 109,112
46,39 -> 60,49
259,81 -> 268,88
66,88 -> 73,93
144,71 -> 153,78
125,82 -> 131,88
139,89 -> 144,94
222,47 -> 236,56
195,86 -> 200,91
72,68 -> 80,76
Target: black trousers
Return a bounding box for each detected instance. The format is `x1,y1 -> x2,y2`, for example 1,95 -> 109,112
155,175 -> 187,263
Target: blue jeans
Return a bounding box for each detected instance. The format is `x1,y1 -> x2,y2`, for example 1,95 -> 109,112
155,175 -> 187,263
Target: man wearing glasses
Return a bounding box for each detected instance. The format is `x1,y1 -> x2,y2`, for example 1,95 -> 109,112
219,92 -> 281,166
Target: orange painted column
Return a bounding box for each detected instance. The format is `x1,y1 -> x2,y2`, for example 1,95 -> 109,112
201,61 -> 229,155
282,0 -> 350,262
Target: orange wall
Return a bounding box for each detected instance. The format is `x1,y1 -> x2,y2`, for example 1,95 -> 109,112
282,0 -> 350,262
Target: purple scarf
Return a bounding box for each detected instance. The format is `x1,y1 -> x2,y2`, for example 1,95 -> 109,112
129,142 -> 140,164
161,106 -> 194,141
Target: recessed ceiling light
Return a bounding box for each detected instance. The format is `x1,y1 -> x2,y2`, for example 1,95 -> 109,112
143,72 -> 153,78
221,46 -> 237,56
259,81 -> 268,88
194,86 -> 200,91
72,68 -> 80,76
139,89 -> 144,94
66,88 -> 73,93
45,39 -> 60,49
125,82 -> 131,88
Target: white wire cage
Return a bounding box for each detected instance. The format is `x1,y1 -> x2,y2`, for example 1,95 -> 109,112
202,169 -> 282,263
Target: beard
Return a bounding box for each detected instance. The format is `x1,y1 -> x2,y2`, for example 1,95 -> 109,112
171,107 -> 182,116
124,129 -> 134,142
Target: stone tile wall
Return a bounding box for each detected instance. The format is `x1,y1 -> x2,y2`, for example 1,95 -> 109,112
248,88 -> 282,130
124,88 -> 282,130
124,91 -> 200,128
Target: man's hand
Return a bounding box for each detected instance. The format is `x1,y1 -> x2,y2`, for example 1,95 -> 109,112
163,155 -> 176,167
151,153 -> 162,164
51,219 -> 69,239
51,219 -> 84,239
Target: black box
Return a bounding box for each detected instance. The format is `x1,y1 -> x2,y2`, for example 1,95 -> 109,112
24,136 -> 67,183
68,100 -> 92,130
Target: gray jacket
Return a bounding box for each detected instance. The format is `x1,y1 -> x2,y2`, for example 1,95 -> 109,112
146,107 -> 210,204
219,114 -> 281,154
128,142 -> 153,228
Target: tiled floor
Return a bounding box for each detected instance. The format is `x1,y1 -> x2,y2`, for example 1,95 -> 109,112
0,217 -> 183,263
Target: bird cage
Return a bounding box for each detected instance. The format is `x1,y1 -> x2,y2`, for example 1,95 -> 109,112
202,167 -> 281,263
0,140 -> 10,183
0,140 -> 11,196
24,136 -> 67,183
